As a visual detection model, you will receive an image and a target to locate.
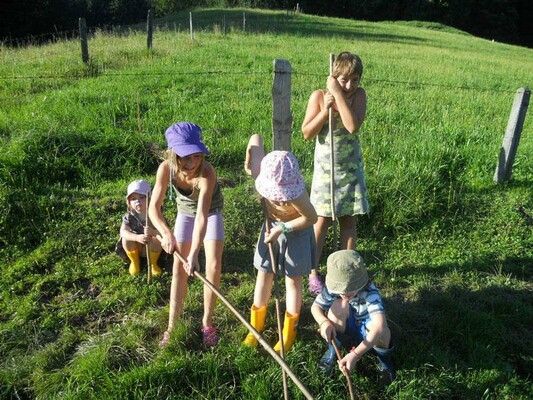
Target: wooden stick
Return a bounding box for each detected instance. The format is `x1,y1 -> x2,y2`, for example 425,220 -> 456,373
331,340 -> 355,400
172,250 -> 314,400
261,198 -> 290,400
329,53 -> 338,251
145,195 -> 152,284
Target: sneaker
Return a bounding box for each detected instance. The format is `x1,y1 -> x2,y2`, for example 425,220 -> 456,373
159,331 -> 170,348
201,326 -> 219,347
308,275 -> 324,296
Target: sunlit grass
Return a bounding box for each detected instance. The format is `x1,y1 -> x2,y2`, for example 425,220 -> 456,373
0,8 -> 532,400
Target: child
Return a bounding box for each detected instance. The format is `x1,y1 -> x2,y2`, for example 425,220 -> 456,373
242,134 -> 317,353
116,179 -> 162,276
311,249 -> 395,384
149,122 -> 224,348
301,52 -> 370,296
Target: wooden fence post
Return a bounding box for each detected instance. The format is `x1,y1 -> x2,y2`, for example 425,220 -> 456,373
79,18 -> 89,63
146,9 -> 153,49
243,12 -> 246,32
272,59 -> 293,151
494,87 -> 530,183
190,12 -> 194,41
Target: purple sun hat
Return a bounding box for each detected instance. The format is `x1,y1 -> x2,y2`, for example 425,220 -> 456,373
165,122 -> 210,157
255,151 -> 305,202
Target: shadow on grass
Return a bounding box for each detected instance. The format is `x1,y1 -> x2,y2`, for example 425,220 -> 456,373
127,9 -> 427,46
384,262 -> 533,382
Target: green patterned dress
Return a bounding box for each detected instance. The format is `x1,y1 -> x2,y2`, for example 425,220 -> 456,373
310,98 -> 370,217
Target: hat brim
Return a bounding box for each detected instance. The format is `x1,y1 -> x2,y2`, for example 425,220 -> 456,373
326,276 -> 368,295
171,143 -> 210,158
255,177 -> 305,202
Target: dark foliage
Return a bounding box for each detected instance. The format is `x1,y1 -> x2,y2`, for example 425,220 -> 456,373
1,1 -> 531,47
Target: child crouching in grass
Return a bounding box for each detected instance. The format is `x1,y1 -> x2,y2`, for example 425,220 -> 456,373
311,249 -> 396,384
115,180 -> 162,276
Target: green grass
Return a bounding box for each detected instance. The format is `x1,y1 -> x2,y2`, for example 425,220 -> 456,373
1,7 -> 532,399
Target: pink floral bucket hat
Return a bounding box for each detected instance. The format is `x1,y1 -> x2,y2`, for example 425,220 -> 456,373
255,151 -> 305,202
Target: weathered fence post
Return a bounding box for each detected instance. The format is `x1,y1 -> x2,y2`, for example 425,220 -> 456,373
494,87 -> 530,183
190,12 -> 194,41
146,9 -> 153,49
243,12 -> 246,32
79,18 -> 89,63
272,59 -> 293,151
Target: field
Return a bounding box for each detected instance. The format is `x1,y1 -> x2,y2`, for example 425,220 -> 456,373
1,8 -> 532,399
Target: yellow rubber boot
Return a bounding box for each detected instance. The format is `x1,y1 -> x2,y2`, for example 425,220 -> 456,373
242,305 -> 267,347
125,248 -> 141,275
149,250 -> 162,276
274,311 -> 299,354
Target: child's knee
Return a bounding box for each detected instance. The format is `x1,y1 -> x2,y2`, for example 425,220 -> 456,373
328,299 -> 350,322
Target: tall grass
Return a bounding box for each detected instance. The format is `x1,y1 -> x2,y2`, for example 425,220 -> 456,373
1,8 -> 532,399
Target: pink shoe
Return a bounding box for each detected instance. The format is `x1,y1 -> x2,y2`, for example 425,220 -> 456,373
308,275 -> 324,296
159,331 -> 170,348
201,326 -> 219,347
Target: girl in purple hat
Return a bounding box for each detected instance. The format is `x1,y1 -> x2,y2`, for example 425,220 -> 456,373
149,122 -> 224,348
242,134 -> 317,353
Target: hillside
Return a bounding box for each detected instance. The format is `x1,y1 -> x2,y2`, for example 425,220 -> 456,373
1,8 -> 532,399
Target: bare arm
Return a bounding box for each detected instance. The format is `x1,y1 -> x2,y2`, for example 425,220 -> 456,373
187,163 -> 216,274
149,161 -> 175,254
328,77 -> 367,133
265,191 -> 318,243
339,312 -> 387,372
301,90 -> 330,140
244,134 -> 265,179
311,303 -> 336,343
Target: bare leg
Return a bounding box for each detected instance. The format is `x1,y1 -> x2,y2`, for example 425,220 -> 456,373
244,134 -> 265,179
253,270 -> 274,307
310,216 -> 332,277
285,275 -> 303,316
202,240 -> 224,328
338,215 -> 357,250
327,298 -> 351,333
167,242 -> 190,332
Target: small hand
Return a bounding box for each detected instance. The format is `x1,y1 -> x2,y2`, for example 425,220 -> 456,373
338,352 -> 358,373
319,320 -> 335,342
158,233 -> 176,254
323,91 -> 335,110
327,76 -> 343,97
138,234 -> 151,245
264,226 -> 282,244
185,256 -> 199,277
145,226 -> 157,236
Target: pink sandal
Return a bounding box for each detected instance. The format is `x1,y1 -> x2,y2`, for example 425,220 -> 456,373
308,275 -> 324,296
201,326 -> 219,347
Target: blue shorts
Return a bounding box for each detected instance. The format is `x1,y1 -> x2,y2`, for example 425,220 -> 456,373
345,307 -> 369,346
173,212 -> 225,243
254,222 -> 315,277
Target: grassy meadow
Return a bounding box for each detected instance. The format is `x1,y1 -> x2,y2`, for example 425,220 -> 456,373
1,8 -> 532,399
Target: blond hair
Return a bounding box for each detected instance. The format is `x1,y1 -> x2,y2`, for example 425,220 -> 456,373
333,52 -> 364,79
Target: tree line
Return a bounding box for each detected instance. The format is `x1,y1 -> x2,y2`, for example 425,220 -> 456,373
1,0 -> 531,48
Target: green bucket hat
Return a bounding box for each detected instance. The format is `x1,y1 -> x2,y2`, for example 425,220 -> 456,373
325,250 -> 368,294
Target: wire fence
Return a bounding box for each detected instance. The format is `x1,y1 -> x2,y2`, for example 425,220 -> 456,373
0,10 -> 524,95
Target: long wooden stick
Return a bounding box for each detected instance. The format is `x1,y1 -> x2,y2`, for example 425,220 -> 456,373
261,198 -> 289,400
331,340 -> 355,400
329,53 -> 338,251
172,250 -> 314,400
145,195 -> 152,284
